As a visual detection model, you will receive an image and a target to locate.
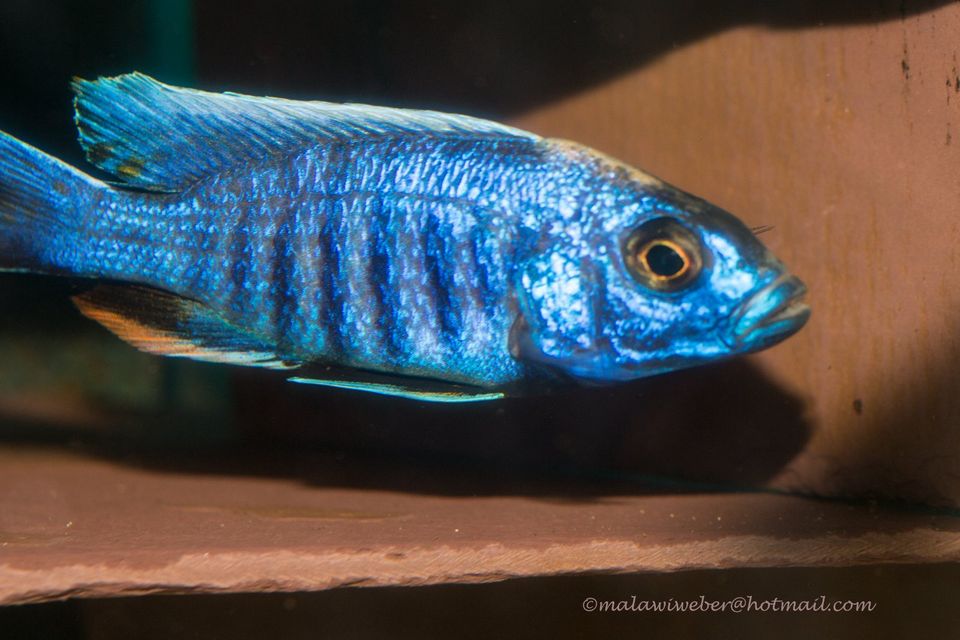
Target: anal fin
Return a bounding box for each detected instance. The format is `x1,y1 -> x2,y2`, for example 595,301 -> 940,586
289,372 -> 505,403
73,285 -> 296,370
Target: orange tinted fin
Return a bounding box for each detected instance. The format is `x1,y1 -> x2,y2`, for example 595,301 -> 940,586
73,285 -> 297,370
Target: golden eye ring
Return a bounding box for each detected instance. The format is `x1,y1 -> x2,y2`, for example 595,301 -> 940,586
624,218 -> 703,292
638,238 -> 691,282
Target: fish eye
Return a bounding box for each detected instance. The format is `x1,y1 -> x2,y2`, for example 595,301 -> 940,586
623,218 -> 703,292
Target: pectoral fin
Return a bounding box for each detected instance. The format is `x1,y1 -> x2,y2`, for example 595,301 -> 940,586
289,375 -> 505,403
73,285 -> 297,370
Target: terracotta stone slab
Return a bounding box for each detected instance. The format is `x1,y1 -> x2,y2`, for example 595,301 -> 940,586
1,445 -> 958,605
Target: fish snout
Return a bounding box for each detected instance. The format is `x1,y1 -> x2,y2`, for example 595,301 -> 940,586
723,273 -> 810,352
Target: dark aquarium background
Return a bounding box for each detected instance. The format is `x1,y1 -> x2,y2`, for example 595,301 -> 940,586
1,2 -> 958,639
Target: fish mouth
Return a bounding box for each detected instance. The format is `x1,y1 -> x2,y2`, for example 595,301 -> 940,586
723,273 -> 810,353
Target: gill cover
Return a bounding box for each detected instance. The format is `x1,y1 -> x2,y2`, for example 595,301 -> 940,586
510,244 -> 606,378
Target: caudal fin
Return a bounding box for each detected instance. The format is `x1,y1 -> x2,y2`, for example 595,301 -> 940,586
0,129 -> 102,272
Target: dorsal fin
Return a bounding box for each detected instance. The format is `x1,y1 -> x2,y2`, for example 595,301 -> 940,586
73,285 -> 297,370
72,72 -> 538,191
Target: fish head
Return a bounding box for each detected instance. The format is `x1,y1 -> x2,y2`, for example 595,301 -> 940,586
512,150 -> 809,383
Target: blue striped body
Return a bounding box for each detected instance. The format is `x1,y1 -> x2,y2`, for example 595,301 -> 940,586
50,137 -> 560,386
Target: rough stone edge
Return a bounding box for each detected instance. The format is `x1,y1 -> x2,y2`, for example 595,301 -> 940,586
3,528 -> 958,605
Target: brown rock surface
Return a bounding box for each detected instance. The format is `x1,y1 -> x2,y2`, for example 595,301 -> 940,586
2,446 -> 958,605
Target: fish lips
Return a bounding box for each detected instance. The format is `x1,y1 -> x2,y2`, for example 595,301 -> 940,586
723,273 -> 810,353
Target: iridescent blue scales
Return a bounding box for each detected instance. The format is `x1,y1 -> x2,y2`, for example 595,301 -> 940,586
71,137 -> 539,387
0,73 -> 810,402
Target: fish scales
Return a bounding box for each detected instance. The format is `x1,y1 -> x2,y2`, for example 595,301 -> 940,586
268,212 -> 296,355
319,195 -> 346,356
41,138 -> 678,383
340,192 -> 381,363
96,137 -> 541,382
298,139 -> 533,380
57,138 -> 598,383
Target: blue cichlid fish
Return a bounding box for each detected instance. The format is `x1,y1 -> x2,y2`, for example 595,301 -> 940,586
0,73 -> 809,402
